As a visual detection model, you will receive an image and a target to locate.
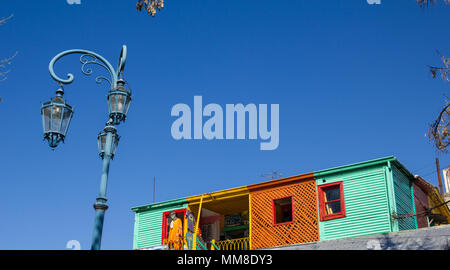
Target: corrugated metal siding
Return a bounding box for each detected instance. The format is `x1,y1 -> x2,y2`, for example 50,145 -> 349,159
317,165 -> 392,241
134,203 -> 188,249
392,166 -> 417,231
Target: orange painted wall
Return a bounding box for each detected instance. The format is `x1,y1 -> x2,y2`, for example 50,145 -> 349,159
248,174 -> 319,249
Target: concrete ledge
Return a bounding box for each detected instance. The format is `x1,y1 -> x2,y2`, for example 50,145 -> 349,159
266,225 -> 450,250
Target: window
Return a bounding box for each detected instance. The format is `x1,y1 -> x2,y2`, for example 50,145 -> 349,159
272,196 -> 294,225
318,182 -> 346,221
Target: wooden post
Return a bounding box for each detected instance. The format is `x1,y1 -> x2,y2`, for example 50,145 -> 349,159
436,158 -> 444,195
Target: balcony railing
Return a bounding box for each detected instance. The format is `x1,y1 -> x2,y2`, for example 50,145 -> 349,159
215,237 -> 250,250
162,236 -> 250,250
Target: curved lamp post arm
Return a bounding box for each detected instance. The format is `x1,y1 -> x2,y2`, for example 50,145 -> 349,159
48,45 -> 127,89
116,45 -> 126,80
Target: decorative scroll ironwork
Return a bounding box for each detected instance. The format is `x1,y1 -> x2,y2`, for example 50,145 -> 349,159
79,54 -> 113,88
48,45 -> 127,89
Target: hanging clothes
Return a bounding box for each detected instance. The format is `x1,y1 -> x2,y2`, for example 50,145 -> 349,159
168,217 -> 183,250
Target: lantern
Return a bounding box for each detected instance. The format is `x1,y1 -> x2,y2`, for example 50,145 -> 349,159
107,80 -> 131,125
41,90 -> 73,148
97,124 -> 120,159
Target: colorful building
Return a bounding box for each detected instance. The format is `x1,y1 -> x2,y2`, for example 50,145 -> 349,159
131,156 -> 450,250
413,175 -> 450,227
315,156 -> 417,242
247,173 -> 319,249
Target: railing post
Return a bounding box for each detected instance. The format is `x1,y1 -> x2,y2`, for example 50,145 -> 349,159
193,194 -> 204,250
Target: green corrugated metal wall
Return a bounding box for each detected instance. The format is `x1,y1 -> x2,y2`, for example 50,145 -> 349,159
133,201 -> 188,249
392,165 -> 417,231
316,164 -> 392,241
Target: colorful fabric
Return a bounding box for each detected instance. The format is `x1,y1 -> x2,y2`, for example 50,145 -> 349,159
186,210 -> 195,233
168,218 -> 183,250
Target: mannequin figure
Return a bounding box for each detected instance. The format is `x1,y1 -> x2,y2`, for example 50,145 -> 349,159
168,211 -> 183,250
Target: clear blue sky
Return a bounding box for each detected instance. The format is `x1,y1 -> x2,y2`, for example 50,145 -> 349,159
0,0 -> 449,250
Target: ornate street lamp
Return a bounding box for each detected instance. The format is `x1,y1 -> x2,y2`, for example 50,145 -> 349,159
41,45 -> 131,250
41,87 -> 73,148
107,79 -> 132,125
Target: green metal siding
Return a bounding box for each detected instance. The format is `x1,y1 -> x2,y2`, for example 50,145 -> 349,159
392,165 -> 417,231
316,165 -> 392,241
133,200 -> 188,249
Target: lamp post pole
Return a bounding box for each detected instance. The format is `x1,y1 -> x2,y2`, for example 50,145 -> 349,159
91,121 -> 114,250
42,45 -> 131,250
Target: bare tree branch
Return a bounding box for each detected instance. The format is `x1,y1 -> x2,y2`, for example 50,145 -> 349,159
0,51 -> 18,82
0,14 -> 13,26
427,53 -> 450,152
428,101 -> 450,152
0,13 -> 17,103
429,51 -> 450,82
416,0 -> 450,7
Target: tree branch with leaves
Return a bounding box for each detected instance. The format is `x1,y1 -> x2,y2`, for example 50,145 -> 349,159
136,0 -> 164,17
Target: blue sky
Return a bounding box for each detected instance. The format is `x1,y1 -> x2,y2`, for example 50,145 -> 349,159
0,0 -> 449,250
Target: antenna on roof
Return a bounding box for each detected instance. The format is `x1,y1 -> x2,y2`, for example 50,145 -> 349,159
261,171 -> 282,180
153,176 -> 156,203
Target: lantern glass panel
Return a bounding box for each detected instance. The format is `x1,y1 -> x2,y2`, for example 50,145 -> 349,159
108,94 -> 118,113
111,134 -> 119,156
124,96 -> 131,114
98,134 -> 106,154
60,107 -> 73,136
117,94 -> 125,113
42,105 -> 51,132
51,104 -> 63,132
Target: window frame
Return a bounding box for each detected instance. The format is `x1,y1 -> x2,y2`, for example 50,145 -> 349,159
318,181 -> 346,221
272,195 -> 294,226
161,208 -> 187,244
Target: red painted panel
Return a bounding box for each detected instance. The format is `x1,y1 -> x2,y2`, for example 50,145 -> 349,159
413,182 -> 429,228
